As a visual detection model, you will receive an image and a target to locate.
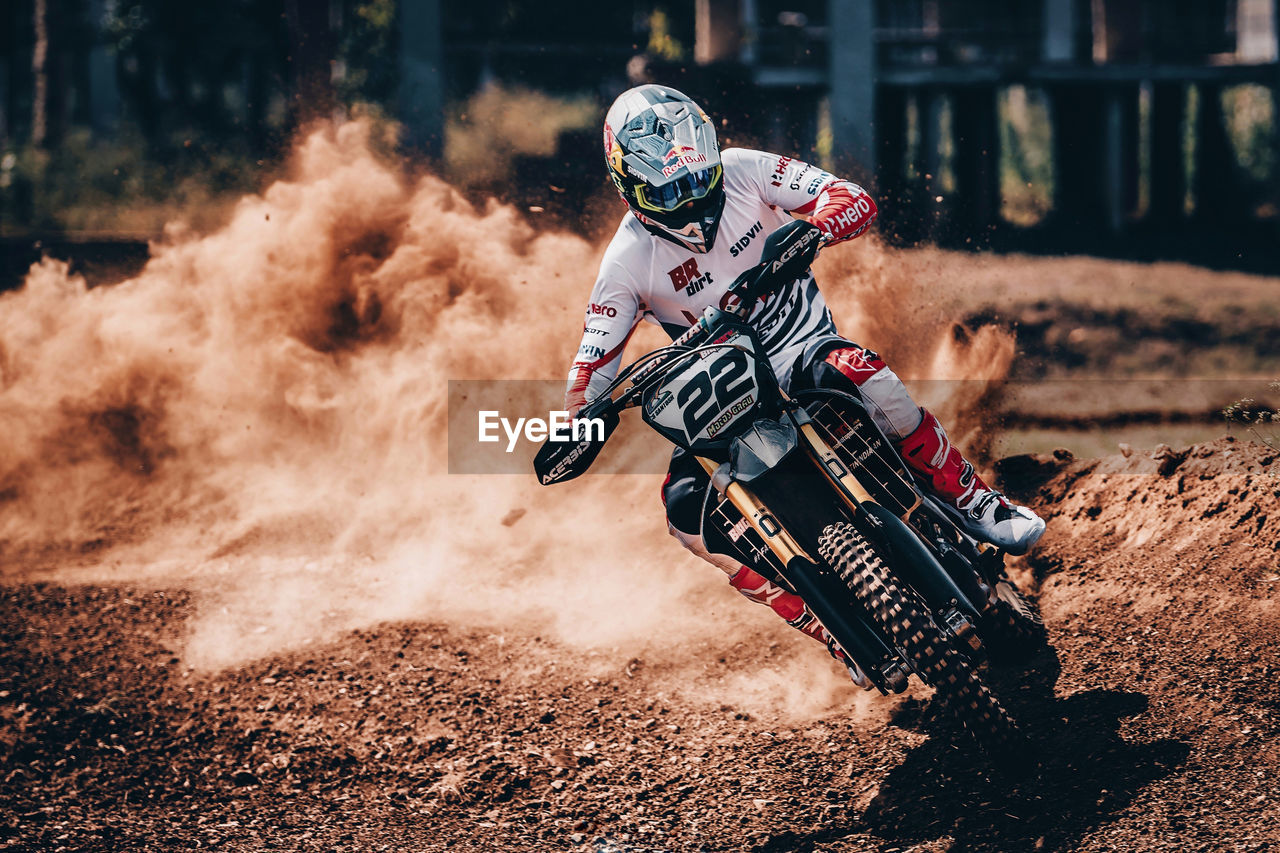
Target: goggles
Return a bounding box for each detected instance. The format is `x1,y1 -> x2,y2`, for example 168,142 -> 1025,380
634,165 -> 723,214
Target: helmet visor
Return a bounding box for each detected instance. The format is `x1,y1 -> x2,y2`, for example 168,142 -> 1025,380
634,165 -> 723,214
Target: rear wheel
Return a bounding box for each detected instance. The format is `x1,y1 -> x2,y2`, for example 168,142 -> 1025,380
819,522 -> 1021,753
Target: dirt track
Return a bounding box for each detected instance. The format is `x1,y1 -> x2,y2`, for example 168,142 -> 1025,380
2,437 -> 1277,852
2,123 -> 1278,851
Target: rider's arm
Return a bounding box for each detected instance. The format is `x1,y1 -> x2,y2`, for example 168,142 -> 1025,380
729,148 -> 878,245
564,259 -> 641,414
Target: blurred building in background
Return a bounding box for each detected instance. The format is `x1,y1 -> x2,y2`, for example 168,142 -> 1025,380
1,0 -> 1278,284
857,0 -> 1280,248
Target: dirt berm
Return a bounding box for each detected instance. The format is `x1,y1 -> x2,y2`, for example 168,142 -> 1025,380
2,437 -> 1277,852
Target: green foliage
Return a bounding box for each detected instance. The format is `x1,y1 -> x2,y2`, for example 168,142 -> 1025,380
646,9 -> 685,62
356,0 -> 394,28
999,86 -> 1054,227
105,0 -> 288,141
1222,85 -> 1276,187
2,0 -> 403,234
0,125 -> 264,234
339,0 -> 399,106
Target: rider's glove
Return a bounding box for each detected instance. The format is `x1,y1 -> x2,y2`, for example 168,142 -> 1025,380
801,181 -> 878,245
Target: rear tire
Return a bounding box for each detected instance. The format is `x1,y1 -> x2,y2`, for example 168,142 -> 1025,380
819,522 -> 1021,754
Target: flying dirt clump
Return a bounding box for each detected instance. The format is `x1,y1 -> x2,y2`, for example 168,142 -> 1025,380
0,120 -> 1014,695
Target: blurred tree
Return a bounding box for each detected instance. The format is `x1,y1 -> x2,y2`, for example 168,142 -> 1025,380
3,1 -> 37,147
30,0 -> 62,148
647,9 -> 685,61
106,0 -> 289,153
284,0 -> 338,126
339,0 -> 398,106
399,0 -> 443,157
83,0 -> 121,133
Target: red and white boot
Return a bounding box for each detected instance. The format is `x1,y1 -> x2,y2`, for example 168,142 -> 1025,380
895,409 -> 1046,555
728,565 -> 870,687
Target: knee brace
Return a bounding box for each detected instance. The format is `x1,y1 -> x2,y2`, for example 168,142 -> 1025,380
810,346 -> 924,440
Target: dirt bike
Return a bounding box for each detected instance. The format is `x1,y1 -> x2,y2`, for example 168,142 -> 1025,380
535,220 -> 1048,753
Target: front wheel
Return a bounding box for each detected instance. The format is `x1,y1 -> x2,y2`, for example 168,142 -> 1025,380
983,580 -> 1049,663
819,523 -> 1021,754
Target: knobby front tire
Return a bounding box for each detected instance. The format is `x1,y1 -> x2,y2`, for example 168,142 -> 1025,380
819,522 -> 1021,754
983,579 -> 1049,663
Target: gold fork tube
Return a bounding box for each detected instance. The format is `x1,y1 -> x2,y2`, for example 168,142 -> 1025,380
694,456 -> 813,564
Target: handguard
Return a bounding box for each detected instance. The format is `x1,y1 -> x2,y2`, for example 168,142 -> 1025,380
730,219 -> 826,309
762,219 -> 825,280
533,400 -> 620,485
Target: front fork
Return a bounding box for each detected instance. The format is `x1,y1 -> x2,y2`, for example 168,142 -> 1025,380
692,452 -> 908,694
690,409 -> 882,566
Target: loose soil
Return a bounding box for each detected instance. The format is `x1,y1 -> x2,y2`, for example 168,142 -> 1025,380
3,437 -> 1277,852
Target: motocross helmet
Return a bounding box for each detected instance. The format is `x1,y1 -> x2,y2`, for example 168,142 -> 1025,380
603,85 -> 725,253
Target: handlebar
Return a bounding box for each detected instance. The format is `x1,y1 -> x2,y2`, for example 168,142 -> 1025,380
579,219 -> 828,419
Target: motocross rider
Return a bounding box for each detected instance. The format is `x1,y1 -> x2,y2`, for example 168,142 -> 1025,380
567,84 -> 1046,669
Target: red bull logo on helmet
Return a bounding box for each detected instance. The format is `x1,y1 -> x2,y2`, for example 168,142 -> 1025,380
661,148 -> 709,177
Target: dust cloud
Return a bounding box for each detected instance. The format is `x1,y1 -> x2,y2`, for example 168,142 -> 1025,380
0,120 -> 1012,719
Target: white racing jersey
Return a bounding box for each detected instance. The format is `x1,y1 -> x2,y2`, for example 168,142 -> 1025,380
566,148 -> 877,411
